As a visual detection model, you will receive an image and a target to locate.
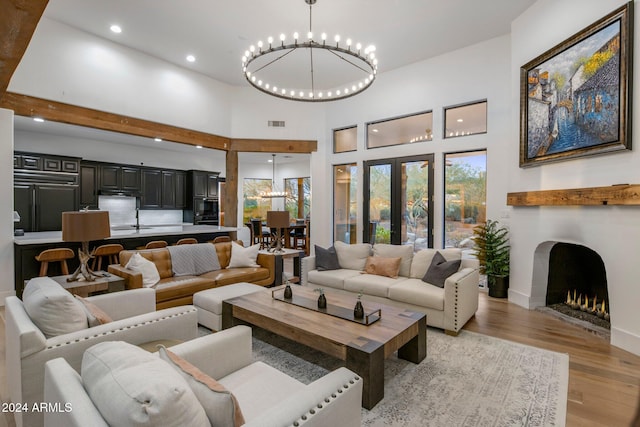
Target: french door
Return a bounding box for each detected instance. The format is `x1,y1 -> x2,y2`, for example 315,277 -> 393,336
363,154 -> 434,248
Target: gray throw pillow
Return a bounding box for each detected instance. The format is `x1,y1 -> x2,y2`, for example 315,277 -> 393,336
315,245 -> 340,271
422,251 -> 461,288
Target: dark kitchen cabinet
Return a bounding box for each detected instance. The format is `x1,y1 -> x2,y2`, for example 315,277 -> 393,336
161,170 -> 176,208
100,164 -> 141,193
140,169 -> 162,209
190,171 -> 219,199
80,162 -> 100,209
207,174 -> 218,198
14,184 -> 78,232
175,171 -> 187,209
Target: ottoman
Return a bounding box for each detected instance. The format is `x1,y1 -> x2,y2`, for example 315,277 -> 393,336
193,283 -> 265,331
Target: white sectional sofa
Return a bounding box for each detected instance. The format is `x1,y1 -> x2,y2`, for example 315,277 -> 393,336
301,242 -> 479,335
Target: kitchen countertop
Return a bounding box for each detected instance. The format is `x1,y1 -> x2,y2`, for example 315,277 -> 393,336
14,224 -> 240,245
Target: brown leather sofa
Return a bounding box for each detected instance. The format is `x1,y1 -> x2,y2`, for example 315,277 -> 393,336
108,241 -> 275,309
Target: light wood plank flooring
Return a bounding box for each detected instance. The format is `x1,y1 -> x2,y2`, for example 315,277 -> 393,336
0,290 -> 638,427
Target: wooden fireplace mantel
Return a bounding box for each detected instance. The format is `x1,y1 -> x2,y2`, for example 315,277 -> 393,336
507,184 -> 640,206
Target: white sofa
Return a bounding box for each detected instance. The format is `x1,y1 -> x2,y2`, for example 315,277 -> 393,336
44,325 -> 363,427
301,243 -> 479,335
5,278 -> 198,427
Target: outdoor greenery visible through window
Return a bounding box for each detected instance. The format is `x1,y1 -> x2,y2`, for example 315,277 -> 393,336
333,163 -> 357,243
334,126 -> 357,153
243,178 -> 272,223
444,100 -> 487,139
367,111 -> 433,149
444,150 -> 487,248
285,177 -> 311,220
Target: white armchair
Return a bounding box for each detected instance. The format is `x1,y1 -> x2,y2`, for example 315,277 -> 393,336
6,282 -> 198,427
44,326 -> 363,427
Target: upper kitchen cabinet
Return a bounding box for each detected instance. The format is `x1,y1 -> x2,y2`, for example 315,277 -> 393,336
100,163 -> 141,194
80,161 -> 100,209
190,170 -> 219,199
175,171 -> 187,209
140,169 -> 162,209
140,169 -> 186,209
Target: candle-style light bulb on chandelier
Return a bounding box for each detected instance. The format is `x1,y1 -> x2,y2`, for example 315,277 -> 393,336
241,0 -> 378,102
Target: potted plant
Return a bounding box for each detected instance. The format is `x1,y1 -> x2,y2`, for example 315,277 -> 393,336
472,219 -> 510,298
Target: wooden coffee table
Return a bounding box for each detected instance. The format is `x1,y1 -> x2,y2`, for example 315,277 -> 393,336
222,285 -> 426,409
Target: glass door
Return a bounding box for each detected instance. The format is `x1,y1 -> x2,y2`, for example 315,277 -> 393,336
364,155 -> 433,247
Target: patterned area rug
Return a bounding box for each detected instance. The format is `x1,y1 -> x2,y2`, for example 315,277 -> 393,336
200,327 -> 569,426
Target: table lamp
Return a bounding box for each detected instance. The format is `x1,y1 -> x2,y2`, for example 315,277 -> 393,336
267,210 -> 290,253
62,210 -> 111,282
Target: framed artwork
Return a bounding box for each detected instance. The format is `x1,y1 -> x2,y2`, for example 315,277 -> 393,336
519,3 -> 633,167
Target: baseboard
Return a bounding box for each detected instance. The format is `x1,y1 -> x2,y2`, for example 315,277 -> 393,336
611,326 -> 640,357
507,289 -> 530,309
0,289 -> 16,306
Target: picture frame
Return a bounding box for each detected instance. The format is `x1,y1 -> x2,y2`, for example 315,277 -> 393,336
519,3 -> 633,167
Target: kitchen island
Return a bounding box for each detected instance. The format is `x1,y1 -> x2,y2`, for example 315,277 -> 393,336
14,224 -> 239,297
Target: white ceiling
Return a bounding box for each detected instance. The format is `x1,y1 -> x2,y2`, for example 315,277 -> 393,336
42,0 -> 536,87
15,0 -> 536,162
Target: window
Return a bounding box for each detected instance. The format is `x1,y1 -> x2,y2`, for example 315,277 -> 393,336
333,163 -> 357,243
364,155 -> 434,248
444,150 -> 487,248
285,177 -> 311,219
443,100 -> 487,139
334,126 -> 357,153
242,178 -> 272,223
367,111 -> 433,149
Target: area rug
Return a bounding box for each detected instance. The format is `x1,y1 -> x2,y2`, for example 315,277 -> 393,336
201,327 -> 569,426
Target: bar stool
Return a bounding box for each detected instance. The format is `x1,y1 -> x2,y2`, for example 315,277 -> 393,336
144,240 -> 168,249
176,238 -> 198,245
211,236 -> 231,243
91,244 -> 124,272
35,248 -> 75,277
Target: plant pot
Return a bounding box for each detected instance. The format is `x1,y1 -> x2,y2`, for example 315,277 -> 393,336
284,284 -> 292,299
317,294 -> 327,309
488,275 -> 509,298
354,300 -> 364,319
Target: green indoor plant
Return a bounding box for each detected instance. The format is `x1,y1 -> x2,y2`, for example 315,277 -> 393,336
472,219 -> 510,298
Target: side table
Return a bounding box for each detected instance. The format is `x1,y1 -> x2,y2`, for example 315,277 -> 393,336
259,248 -> 304,286
48,271 -> 126,297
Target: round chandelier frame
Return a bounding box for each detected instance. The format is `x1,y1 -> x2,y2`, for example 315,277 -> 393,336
241,0 -> 378,102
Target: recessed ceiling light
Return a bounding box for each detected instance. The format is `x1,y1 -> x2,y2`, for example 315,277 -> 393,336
33,117 -> 45,123
457,118 -> 464,122
268,159 -> 273,163
196,145 -> 203,149
154,138 -> 162,142
110,25 -> 122,34
186,54 -> 196,63
372,128 -> 379,133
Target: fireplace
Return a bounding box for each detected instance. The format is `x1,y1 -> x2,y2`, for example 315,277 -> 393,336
532,241 -> 610,332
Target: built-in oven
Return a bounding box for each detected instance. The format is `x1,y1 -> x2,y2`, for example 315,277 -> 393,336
194,198 -> 219,225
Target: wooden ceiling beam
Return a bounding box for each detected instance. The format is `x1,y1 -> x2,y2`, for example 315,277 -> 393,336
0,0 -> 48,95
230,138 -> 317,153
0,92 -> 231,150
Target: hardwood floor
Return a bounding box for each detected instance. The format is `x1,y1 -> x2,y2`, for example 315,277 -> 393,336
465,292 -> 640,427
1,288 -> 638,426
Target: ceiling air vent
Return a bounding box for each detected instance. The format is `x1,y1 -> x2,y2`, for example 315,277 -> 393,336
268,120 -> 286,127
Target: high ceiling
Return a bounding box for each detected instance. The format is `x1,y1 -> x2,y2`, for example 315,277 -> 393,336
42,0 -> 536,88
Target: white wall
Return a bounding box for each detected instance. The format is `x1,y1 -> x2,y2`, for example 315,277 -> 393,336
9,18 -> 233,136
509,0 -> 640,355
0,109 -> 15,300
320,35 -> 512,248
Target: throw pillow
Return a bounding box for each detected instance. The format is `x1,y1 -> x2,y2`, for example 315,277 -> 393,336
75,295 -> 113,327
422,251 -> 461,288
314,245 -> 340,271
410,248 -> 462,279
334,241 -> 371,271
228,242 -> 260,268
364,256 -> 402,278
82,341 -> 209,427
159,346 -> 245,427
125,252 -> 160,287
22,277 -> 88,338
372,243 -> 414,277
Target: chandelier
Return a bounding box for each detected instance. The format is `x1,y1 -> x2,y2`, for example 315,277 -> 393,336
241,0 -> 378,102
261,154 -> 289,198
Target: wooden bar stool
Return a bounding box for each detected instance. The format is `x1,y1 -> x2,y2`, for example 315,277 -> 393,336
211,236 -> 231,243
91,244 -> 124,272
144,240 -> 168,249
175,238 -> 198,245
35,248 -> 75,277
